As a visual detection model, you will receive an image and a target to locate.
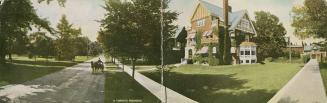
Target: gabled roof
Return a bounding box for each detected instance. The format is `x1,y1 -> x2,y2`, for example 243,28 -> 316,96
173,27 -> 184,39
196,0 -> 256,34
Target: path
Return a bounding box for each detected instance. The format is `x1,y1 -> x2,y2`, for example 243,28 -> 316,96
268,59 -> 327,103
0,56 -> 105,103
114,59 -> 198,103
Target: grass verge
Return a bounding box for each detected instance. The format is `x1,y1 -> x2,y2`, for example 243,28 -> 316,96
0,56 -> 89,86
142,62 -> 303,103
320,63 -> 327,94
104,66 -> 160,103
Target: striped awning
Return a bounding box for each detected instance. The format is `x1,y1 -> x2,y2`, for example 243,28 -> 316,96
196,46 -> 217,54
187,33 -> 196,39
203,30 -> 213,37
197,46 -> 209,54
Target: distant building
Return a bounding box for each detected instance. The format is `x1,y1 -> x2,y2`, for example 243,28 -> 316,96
303,45 -> 326,62
185,0 -> 257,64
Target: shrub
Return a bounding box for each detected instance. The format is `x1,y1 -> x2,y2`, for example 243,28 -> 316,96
265,57 -> 273,62
193,55 -> 207,64
301,54 -> 310,63
208,57 -> 219,66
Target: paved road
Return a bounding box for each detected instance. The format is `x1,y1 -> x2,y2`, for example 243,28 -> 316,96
114,59 -> 198,103
0,56 -> 105,103
268,59 -> 327,103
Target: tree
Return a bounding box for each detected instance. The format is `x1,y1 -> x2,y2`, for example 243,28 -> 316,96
88,41 -> 102,56
99,0 -> 177,77
100,0 -> 144,77
132,0 -> 178,64
0,0 -> 52,64
195,32 -> 202,50
28,32 -> 55,60
291,0 -> 327,40
37,0 -> 66,6
74,36 -> 91,56
55,15 -> 81,60
253,11 -> 287,60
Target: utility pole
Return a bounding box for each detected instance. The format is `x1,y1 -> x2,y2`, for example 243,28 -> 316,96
288,37 -> 292,63
223,0 -> 231,65
0,0 -> 3,64
160,0 -> 167,103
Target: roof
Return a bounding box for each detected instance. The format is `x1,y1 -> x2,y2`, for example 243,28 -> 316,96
197,0 -> 256,33
172,27 -> 184,39
304,45 -> 322,52
287,45 -> 303,48
240,42 -> 257,46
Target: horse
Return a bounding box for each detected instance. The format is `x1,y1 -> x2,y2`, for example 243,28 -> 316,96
91,61 -> 104,73
91,61 -> 96,72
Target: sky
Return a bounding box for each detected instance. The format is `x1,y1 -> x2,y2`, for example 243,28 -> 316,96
32,0 -> 317,44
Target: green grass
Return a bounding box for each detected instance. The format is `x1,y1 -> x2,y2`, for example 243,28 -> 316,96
104,66 -> 160,103
74,56 -> 93,62
320,63 -> 327,94
141,62 -> 303,103
0,56 -> 89,87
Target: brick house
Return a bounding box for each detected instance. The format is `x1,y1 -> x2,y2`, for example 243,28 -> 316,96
185,0 -> 257,64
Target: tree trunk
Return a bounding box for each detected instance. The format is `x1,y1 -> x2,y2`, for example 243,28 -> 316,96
218,28 -> 225,65
0,53 -> 5,64
223,27 -> 232,65
121,57 -> 124,70
8,53 -> 12,63
34,56 -> 37,66
132,58 -> 136,78
0,40 -> 6,64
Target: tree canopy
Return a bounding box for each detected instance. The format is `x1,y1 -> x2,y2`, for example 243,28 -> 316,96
99,0 -> 178,76
28,32 -> 55,58
291,0 -> 327,39
253,11 -> 287,60
0,0 -> 52,64
55,15 -> 84,60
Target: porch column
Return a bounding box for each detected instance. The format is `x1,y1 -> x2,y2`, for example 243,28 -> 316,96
250,47 -> 252,64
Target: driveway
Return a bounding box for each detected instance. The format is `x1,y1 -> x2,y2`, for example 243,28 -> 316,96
0,56 -> 105,103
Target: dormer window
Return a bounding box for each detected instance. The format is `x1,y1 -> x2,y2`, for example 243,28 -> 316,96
196,19 -> 205,27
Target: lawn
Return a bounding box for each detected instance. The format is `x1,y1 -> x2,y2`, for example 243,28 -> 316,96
320,63 -> 327,94
104,65 -> 160,103
141,62 -> 303,103
0,56 -> 90,87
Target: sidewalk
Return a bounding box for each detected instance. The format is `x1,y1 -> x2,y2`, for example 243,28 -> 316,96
268,59 -> 327,103
113,59 -> 198,103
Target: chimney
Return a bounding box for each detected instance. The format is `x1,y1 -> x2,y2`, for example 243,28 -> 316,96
228,5 -> 232,12
223,0 -> 229,27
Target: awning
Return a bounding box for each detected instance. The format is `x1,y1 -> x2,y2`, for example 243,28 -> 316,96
196,46 -> 209,54
187,33 -> 196,39
196,46 -> 217,54
203,30 -> 213,37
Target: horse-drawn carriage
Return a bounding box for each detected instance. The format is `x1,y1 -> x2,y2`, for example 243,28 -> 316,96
91,59 -> 104,73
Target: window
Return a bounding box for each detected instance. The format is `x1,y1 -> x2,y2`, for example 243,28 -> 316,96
240,60 -> 243,64
251,51 -> 256,55
241,51 -> 244,55
246,60 -> 249,63
196,19 -> 205,27
245,51 -> 250,55
251,60 -> 256,63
